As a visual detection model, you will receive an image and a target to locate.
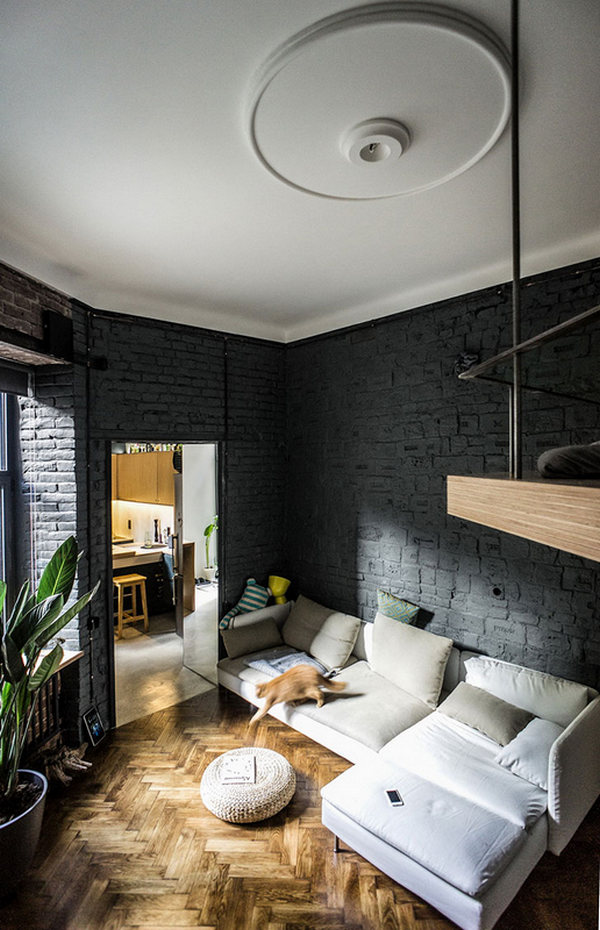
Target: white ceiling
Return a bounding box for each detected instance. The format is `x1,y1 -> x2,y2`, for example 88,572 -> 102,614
1,1 -> 599,343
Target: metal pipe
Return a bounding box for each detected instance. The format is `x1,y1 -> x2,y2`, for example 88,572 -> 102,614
510,0 -> 522,479
458,302 -> 600,380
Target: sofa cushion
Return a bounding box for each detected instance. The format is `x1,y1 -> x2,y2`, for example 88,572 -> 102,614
438,681 -> 533,746
376,588 -> 420,624
380,712 -> 548,829
371,611 -> 453,707
226,601 -> 292,629
464,655 -> 589,728
282,595 -> 361,669
221,618 -> 283,659
494,717 -> 564,790
283,660 -> 432,752
321,758 -> 526,897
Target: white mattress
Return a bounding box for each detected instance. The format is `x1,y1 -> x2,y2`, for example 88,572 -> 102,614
321,758 -> 525,896
379,712 -> 547,829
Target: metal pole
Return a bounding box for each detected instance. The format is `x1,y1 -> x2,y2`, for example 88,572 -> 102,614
510,0 -> 522,478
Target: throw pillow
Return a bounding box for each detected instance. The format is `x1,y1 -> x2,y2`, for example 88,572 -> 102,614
494,717 -> 564,790
221,618 -> 283,659
219,577 -> 270,630
376,588 -> 420,624
464,655 -> 589,728
370,611 -> 453,707
438,681 -> 534,746
281,595 -> 361,670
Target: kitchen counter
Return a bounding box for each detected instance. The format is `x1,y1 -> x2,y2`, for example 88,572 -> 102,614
112,542 -> 169,569
112,541 -> 196,613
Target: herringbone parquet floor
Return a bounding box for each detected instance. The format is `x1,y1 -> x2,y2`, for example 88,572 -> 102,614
1,687 -> 598,930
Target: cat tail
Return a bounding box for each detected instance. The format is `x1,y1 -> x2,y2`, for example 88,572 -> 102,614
325,678 -> 346,691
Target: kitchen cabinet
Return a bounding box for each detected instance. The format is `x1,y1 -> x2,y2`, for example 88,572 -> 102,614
113,452 -> 175,505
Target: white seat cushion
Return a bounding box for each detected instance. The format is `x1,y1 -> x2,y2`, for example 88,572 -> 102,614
321,759 -> 525,896
380,712 -> 548,828
291,660 -> 432,752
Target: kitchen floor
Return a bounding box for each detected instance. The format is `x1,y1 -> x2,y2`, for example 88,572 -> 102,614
114,582 -> 218,726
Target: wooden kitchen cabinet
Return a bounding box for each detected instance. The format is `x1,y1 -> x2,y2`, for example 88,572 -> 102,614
113,452 -> 175,505
156,453 -> 176,505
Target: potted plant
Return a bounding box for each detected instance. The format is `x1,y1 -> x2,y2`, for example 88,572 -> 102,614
202,515 -> 218,582
0,536 -> 98,896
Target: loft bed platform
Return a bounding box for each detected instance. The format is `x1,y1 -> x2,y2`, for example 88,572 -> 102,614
447,294 -> 600,561
447,474 -> 600,563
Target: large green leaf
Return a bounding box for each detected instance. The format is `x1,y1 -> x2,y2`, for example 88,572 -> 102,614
32,582 -> 99,651
28,642 -> 64,692
0,581 -> 6,618
0,633 -> 24,685
13,594 -> 65,652
36,536 -> 78,603
6,580 -> 31,635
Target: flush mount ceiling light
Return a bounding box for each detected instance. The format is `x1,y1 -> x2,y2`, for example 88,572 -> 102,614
249,3 -> 511,200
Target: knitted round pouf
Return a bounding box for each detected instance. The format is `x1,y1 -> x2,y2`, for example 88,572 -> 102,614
200,747 -> 296,823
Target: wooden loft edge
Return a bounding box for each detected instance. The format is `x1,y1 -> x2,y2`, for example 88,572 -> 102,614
447,474 -> 600,563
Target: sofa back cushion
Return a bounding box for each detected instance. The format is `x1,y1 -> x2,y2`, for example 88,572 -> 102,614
282,595 -> 361,670
371,611 -> 453,707
438,681 -> 534,746
226,601 -> 292,630
221,617 -> 283,659
464,655 -> 590,728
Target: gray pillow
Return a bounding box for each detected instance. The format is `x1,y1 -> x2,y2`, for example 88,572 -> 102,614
438,681 -> 534,746
370,611 -> 453,707
281,594 -> 361,669
221,617 -> 282,659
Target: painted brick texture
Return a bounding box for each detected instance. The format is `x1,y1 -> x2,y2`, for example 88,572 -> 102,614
78,308 -> 287,727
2,254 -> 599,733
0,263 -> 70,340
286,258 -> 600,687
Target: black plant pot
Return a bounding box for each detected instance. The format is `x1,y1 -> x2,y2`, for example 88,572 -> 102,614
0,769 -> 48,898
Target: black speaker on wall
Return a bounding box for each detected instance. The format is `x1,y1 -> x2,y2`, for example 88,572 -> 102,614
43,309 -> 74,362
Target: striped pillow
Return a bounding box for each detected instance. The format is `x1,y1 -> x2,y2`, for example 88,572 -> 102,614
377,588 -> 419,624
219,578 -> 270,630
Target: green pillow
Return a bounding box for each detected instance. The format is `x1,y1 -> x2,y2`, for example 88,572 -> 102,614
377,588 -> 419,624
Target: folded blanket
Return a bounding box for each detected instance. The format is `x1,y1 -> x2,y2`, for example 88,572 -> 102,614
245,650 -> 327,678
537,440 -> 600,478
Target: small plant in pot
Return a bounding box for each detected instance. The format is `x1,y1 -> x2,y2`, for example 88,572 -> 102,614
0,536 -> 98,896
202,515 -> 218,582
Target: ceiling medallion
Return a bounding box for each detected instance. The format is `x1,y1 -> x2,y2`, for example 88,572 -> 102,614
248,4 -> 511,200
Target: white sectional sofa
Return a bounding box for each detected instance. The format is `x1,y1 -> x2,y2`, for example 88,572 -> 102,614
217,594 -> 600,930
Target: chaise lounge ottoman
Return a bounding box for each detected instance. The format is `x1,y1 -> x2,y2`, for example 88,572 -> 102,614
321,755 -> 547,930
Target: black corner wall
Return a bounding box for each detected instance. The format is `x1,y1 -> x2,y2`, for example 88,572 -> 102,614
286,258 -> 600,687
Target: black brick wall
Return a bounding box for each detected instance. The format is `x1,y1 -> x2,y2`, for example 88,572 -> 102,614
76,307 -> 287,729
286,258 -> 600,687
2,255 -> 600,733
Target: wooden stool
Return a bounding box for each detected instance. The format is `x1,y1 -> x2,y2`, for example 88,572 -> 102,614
113,574 -> 149,638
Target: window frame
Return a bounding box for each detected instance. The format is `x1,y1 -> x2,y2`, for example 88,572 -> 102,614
0,392 -> 20,614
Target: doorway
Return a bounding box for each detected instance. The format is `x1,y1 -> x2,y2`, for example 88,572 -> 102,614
110,441 -> 219,726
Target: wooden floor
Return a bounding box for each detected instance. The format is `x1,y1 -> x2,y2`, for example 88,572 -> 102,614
1,687 -> 599,930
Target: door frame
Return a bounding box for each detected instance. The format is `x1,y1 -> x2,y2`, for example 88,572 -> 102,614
104,438 -> 224,730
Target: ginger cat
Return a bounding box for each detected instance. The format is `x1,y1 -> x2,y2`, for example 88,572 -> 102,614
249,665 -> 346,725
